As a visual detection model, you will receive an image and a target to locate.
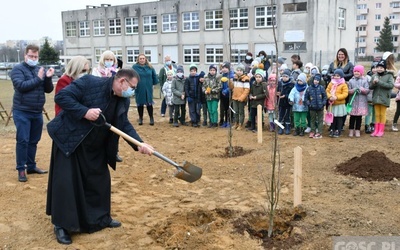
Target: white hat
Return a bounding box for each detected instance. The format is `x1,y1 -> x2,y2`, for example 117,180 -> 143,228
383,51 -> 393,60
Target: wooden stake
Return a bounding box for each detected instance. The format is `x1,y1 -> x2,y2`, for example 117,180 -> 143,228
257,104 -> 262,144
293,146 -> 302,207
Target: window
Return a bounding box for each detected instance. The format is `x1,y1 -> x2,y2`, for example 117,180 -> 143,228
389,14 -> 398,20
65,21 -> 77,37
183,46 -> 200,63
393,25 -> 399,31
109,18 -> 121,35
94,48 -> 106,63
358,48 -> 365,54
127,48 -> 140,63
79,21 -> 90,37
376,3 -> 381,9
162,13 -> 177,32
283,2 -> 307,12
205,10 -> 223,30
392,36 -> 398,42
125,17 -> 139,34
375,26 -> 381,31
338,8 -> 346,29
143,15 -> 157,33
230,8 -> 248,29
374,37 -> 379,43
375,14 -> 381,20
230,48 -> 248,63
356,26 -> 366,31
143,47 -> 158,63
93,20 -> 105,36
283,42 -> 307,51
255,6 -> 276,28
205,46 -> 223,64
391,2 -> 400,8
110,48 -> 123,60
357,4 -> 367,9
183,12 -> 199,31
357,15 -> 367,20
357,37 -> 366,43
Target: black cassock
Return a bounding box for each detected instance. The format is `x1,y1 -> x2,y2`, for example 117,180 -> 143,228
46,95 -> 120,233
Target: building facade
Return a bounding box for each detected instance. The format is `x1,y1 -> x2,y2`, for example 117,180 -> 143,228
61,0 -> 357,72
356,0 -> 400,59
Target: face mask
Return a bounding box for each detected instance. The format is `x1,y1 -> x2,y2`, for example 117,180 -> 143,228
122,87 -> 134,98
27,59 -> 38,67
176,72 -> 183,78
246,56 -> 252,60
259,55 -> 265,60
104,61 -> 113,68
303,69 -> 309,74
321,70 -> 328,75
77,73 -> 87,79
165,61 -> 172,66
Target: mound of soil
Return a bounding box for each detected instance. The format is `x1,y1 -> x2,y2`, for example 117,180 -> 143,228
335,150 -> 400,181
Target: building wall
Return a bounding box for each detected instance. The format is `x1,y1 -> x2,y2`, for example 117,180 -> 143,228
61,0 -> 356,72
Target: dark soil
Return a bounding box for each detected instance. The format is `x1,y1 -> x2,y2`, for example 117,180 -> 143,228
223,146 -> 252,157
335,150 -> 400,181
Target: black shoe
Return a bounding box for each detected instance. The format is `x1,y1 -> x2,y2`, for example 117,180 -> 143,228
150,117 -> 154,126
116,154 -> 123,162
108,219 -> 122,228
26,167 -> 48,174
18,170 -> 27,182
54,226 -> 72,245
202,121 -> 207,126
169,118 -> 173,124
138,118 -> 143,125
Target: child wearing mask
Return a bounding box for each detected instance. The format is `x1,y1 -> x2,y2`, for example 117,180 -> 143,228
289,73 -> 309,136
171,65 -> 187,127
162,70 -> 175,124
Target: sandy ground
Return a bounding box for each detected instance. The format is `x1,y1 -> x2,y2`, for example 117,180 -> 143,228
1,87 -> 400,249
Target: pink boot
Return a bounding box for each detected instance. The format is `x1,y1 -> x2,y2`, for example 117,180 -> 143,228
370,123 -> 379,137
376,123 -> 385,137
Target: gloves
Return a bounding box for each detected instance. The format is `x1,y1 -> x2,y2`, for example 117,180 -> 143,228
222,88 -> 229,96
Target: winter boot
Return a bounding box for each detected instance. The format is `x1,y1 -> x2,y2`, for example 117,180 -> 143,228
299,127 -> 305,136
348,129 -> 354,137
355,130 -> 361,137
376,123 -> 384,137
370,123 -> 375,133
278,127 -> 284,135
269,122 -> 275,132
285,124 -> 291,135
293,127 -> 300,136
370,123 -> 379,137
149,116 -> 154,126
365,124 -> 371,134
138,117 -> 143,125
392,123 -> 398,132
245,120 -> 251,128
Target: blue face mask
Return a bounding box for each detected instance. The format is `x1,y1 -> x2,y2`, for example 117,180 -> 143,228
122,87 -> 134,98
259,55 -> 265,60
165,60 -> 172,66
27,59 -> 38,67
104,61 -> 113,68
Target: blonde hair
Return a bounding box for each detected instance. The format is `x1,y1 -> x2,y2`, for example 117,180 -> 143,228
64,56 -> 90,79
98,50 -> 117,68
386,54 -> 398,72
136,53 -> 153,68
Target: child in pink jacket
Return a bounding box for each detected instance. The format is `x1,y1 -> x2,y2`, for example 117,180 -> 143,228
265,74 -> 277,131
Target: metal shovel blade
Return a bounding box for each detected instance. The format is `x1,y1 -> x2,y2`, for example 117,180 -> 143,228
174,161 -> 202,183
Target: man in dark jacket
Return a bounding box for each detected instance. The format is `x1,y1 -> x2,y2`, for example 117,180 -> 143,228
10,44 -> 54,182
46,68 -> 154,245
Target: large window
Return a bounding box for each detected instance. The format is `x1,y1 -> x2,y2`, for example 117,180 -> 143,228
125,17 -> 139,34
162,13 -> 177,32
109,19 -> 121,35
66,21 -> 77,37
230,8 -> 248,29
143,15 -> 157,33
255,6 -> 276,28
391,2 -> 400,8
79,21 -> 90,37
182,12 -> 200,31
205,10 -> 223,30
357,15 -> 367,20
93,20 -> 105,36
127,48 -> 140,63
183,46 -> 200,63
205,46 -> 223,64
110,48 -> 123,60
357,4 -> 367,9
283,2 -> 307,12
338,8 -> 346,29
230,47 -> 248,63
94,48 -> 106,63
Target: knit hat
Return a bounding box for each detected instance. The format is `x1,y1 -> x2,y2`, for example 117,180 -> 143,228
321,65 -> 329,75
279,64 -> 288,71
297,73 -> 307,84
209,64 -> 217,71
221,76 -> 229,83
282,69 -> 291,77
166,70 -> 175,76
268,74 -> 277,81
221,61 -> 231,69
383,51 -> 392,60
189,63 -> 198,71
314,74 -> 321,82
311,67 -> 319,75
254,69 -> 265,77
198,71 -> 205,78
236,63 -> 245,72
334,68 -> 344,78
176,65 -> 184,73
377,59 -> 386,69
246,52 -> 253,57
371,61 -> 378,70
305,62 -> 313,69
277,57 -> 286,65
353,65 -> 364,75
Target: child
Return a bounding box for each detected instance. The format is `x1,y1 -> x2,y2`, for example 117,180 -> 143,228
392,70 -> 400,131
198,71 -> 208,126
291,60 -> 303,83
265,74 -> 277,131
326,69 -> 349,138
369,60 -> 394,137
365,62 -> 378,133
347,65 -> 369,137
248,69 -> 268,132
161,70 -> 175,123
219,62 -> 234,128
304,73 -> 327,139
277,69 -> 294,134
232,64 -> 250,130
203,64 -> 222,128
185,64 -> 201,127
289,73 -> 309,136
171,65 -> 187,127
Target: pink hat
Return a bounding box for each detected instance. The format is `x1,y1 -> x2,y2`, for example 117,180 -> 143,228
353,65 -> 364,76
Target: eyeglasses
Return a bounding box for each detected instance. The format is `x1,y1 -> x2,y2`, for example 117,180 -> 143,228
81,69 -> 89,73
26,54 -> 38,59
124,78 -> 136,90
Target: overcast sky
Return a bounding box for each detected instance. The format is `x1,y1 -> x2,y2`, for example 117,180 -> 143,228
0,0 -> 154,42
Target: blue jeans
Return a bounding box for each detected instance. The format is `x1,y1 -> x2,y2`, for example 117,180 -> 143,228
13,110 -> 43,171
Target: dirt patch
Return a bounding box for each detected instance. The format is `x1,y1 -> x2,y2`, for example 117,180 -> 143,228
223,146 -> 253,157
335,150 -> 400,181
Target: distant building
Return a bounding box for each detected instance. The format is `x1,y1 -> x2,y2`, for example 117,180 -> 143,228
356,0 -> 400,59
61,0 -> 357,71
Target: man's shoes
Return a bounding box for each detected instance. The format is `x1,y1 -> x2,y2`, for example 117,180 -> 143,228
116,154 -> 123,162
18,170 -> 27,182
54,226 -> 72,245
108,219 -> 122,228
27,167 -> 48,174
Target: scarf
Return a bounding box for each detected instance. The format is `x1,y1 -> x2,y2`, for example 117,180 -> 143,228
295,83 -> 307,92
97,66 -> 117,77
330,78 -> 345,97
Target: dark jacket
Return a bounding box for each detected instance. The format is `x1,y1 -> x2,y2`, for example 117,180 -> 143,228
185,74 -> 202,102
249,81 -> 267,108
328,62 -> 354,82
277,79 -> 294,108
304,84 -> 327,111
132,63 -> 158,105
10,62 -> 54,112
369,71 -> 395,107
47,75 -> 142,170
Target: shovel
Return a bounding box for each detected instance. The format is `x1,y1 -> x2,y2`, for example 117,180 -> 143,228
94,114 -> 202,183
346,91 -> 358,114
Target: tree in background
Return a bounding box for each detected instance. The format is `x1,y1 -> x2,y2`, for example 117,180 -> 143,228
39,38 -> 59,65
375,17 -> 394,53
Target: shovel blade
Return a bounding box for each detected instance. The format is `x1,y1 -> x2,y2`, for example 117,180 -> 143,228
174,161 -> 202,183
